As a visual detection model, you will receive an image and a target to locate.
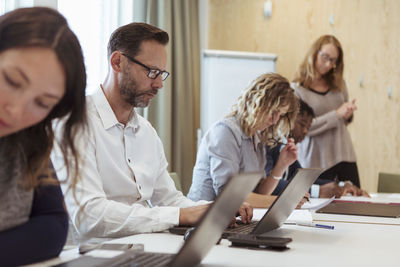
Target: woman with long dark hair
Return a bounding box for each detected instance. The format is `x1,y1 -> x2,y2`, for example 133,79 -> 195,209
0,7 -> 86,265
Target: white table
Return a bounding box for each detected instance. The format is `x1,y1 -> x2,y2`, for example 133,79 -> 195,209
27,194 -> 400,267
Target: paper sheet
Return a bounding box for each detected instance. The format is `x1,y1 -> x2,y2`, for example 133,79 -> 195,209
301,196 -> 335,210
253,209 -> 312,224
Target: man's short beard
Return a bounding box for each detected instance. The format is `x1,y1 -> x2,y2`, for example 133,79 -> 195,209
119,68 -> 143,107
119,68 -> 159,108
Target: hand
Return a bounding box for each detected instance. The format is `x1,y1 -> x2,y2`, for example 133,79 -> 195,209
273,138 -> 298,177
342,184 -> 370,197
336,99 -> 357,120
319,182 -> 343,198
228,202 -> 253,227
179,203 -> 211,226
296,192 -> 310,209
344,99 -> 357,120
237,201 -> 253,224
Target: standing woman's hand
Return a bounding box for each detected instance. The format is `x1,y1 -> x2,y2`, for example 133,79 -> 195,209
336,99 -> 357,120
344,99 -> 357,120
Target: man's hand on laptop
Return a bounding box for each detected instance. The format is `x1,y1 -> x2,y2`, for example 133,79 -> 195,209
228,202 -> 253,228
237,202 -> 253,224
179,203 -> 212,226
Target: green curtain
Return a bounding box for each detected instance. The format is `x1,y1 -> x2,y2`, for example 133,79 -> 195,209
134,0 -> 201,194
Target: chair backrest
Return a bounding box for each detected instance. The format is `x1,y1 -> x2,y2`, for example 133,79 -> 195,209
169,172 -> 182,192
378,172 -> 400,193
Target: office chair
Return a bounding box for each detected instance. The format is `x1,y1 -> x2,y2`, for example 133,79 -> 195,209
377,172 -> 400,193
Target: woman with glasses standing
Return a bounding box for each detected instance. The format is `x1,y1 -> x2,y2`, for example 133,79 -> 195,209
292,35 -> 360,187
188,73 -> 299,207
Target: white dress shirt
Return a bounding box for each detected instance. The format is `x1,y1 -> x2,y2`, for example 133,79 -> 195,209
51,88 -> 205,238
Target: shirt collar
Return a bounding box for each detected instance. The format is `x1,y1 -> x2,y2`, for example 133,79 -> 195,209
253,132 -> 261,147
232,115 -> 263,149
92,86 -> 139,131
233,115 -> 253,141
126,110 -> 140,131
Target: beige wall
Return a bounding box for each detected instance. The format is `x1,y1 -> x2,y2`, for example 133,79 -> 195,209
207,0 -> 400,192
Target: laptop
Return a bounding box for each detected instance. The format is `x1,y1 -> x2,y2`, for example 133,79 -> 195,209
170,168 -> 323,238
53,172 -> 263,267
316,200 -> 400,218
245,168 -> 323,235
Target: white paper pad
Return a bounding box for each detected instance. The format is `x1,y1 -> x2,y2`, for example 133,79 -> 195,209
301,196 -> 335,210
253,208 -> 313,224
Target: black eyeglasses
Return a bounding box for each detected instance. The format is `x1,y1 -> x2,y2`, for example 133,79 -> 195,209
318,51 -> 337,66
122,53 -> 169,81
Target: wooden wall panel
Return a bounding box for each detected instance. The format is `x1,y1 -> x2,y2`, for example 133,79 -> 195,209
208,0 -> 400,192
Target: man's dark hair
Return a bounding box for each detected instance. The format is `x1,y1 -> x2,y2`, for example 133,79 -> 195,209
298,99 -> 315,118
107,22 -> 169,58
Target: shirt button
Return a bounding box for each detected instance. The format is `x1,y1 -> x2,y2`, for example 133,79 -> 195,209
128,159 -> 131,163
139,185 -> 142,190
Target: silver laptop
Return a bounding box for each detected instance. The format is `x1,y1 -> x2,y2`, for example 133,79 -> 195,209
54,172 -> 263,267
169,172 -> 262,266
224,168 -> 324,236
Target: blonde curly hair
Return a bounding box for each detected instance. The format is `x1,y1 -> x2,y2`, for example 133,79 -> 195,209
229,73 -> 299,145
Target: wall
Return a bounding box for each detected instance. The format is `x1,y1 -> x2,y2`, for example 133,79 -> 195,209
207,0 -> 400,192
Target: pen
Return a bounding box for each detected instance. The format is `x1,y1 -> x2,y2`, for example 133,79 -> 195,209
296,222 -> 334,230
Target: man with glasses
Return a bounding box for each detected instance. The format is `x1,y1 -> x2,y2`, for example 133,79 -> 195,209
51,22 -> 252,238
267,99 -> 368,198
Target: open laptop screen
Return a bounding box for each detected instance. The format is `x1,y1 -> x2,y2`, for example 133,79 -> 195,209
170,172 -> 263,266
251,168 -> 323,235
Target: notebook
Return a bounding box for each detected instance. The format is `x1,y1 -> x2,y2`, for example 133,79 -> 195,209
171,168 -> 323,238
53,172 -> 263,267
316,200 -> 400,218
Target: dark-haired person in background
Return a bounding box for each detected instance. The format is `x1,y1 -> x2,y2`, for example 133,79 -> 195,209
52,22 -> 252,239
0,7 -> 87,266
267,99 -> 368,198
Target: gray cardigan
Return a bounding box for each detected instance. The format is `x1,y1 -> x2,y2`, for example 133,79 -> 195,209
0,143 -> 33,232
292,82 -> 356,170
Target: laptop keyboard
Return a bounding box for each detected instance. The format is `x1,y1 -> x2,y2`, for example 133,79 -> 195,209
170,221 -> 260,239
223,221 -> 259,237
113,252 -> 174,267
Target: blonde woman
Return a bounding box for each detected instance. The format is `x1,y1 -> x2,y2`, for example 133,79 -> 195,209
188,73 -> 299,206
292,35 -> 360,187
